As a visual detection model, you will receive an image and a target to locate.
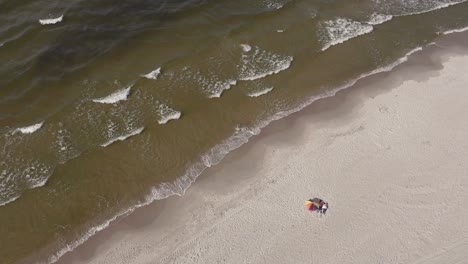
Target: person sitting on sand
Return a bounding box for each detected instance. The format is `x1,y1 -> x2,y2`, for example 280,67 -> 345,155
321,203 -> 328,214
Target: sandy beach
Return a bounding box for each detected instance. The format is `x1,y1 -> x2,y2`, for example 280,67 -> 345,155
56,33 -> 468,264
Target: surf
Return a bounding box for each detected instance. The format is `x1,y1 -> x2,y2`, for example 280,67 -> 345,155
92,85 -> 133,104
14,122 -> 44,134
247,87 -> 274,97
157,105 -> 182,124
142,67 -> 161,80
100,127 -> 145,147
319,17 -> 374,51
39,15 -> 64,25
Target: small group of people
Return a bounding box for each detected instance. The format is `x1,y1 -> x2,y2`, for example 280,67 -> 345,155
305,198 -> 328,214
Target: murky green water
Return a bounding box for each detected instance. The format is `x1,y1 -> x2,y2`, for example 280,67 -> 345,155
1,0 -> 468,263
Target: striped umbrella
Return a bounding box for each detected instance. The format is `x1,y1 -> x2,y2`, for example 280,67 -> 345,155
305,199 -> 321,211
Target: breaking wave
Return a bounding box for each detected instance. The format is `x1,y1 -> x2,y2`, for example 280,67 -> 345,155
92,85 -> 132,104
241,44 -> 252,52
367,13 -> 393,25
0,195 -> 19,207
262,0 -> 287,10
239,46 -> 293,81
247,87 -> 274,97
39,15 -> 64,25
15,122 -> 44,134
401,0 -> 467,16
157,105 -> 181,124
319,17 -> 374,51
142,67 -> 161,80
196,75 -> 237,98
0,161 -> 52,207
100,127 -> 144,147
441,25 -> 468,35
373,0 -> 467,17
172,66 -> 237,98
209,80 -> 237,98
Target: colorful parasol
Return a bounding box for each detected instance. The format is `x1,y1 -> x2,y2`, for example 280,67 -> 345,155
305,199 -> 321,211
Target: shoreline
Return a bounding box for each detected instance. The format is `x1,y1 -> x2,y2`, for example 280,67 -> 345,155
51,31 -> 468,264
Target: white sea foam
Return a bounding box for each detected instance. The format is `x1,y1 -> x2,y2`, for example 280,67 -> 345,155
198,77 -> 237,98
29,176 -> 48,189
373,0 -> 467,17
265,0 -> 285,10
0,162 -> 51,207
247,87 -> 274,97
46,201 -> 145,264
52,128 -> 82,164
182,65 -> 238,98
367,13 -> 393,25
92,85 -> 132,104
15,122 -> 43,134
142,67 -> 161,80
159,112 -> 181,124
46,45 -> 428,264
241,44 -> 252,52
101,127 -> 144,147
320,17 -> 374,51
239,46 -> 293,81
0,195 -> 19,206
211,80 -> 237,98
442,26 -> 468,35
39,15 -> 64,25
400,0 -> 466,16
157,105 -> 181,124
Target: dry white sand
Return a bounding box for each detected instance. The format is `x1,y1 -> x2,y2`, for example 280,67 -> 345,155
59,35 -> 468,264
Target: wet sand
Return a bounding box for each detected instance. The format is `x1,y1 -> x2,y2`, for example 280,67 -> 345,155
56,33 -> 468,264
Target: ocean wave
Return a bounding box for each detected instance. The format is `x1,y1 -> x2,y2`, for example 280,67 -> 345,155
374,0 -> 467,17
100,127 -> 144,147
197,76 -> 237,98
320,17 -> 374,51
441,25 -> 468,35
157,105 -> 181,124
264,0 -> 285,10
0,195 -> 19,207
15,122 -> 44,134
39,15 -> 64,25
209,80 -> 237,98
54,129 -> 78,162
92,85 -> 132,104
28,176 -> 49,189
142,67 -> 161,80
46,44 -> 428,264
241,44 -> 252,52
247,87 -> 274,97
2,103 -> 146,207
0,161 -> 52,207
239,46 -> 293,81
403,0 -> 467,16
367,13 -> 393,25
